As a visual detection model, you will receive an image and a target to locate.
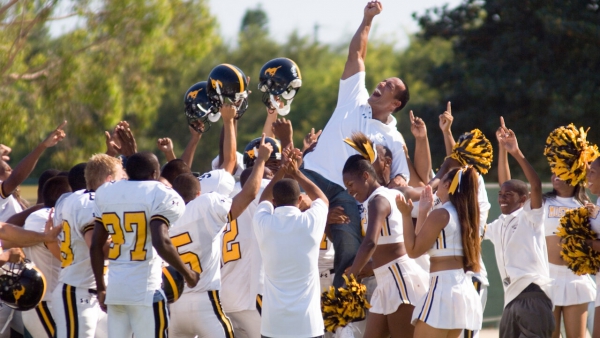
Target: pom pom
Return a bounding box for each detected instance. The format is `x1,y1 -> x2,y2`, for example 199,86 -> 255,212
447,129 -> 493,174
544,124 -> 599,186
321,274 -> 371,333
556,207 -> 600,275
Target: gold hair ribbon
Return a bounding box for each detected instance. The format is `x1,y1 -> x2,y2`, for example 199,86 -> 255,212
343,138 -> 377,164
448,168 -> 463,195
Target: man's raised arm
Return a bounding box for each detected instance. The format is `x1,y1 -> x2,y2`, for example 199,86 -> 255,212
341,1 -> 382,80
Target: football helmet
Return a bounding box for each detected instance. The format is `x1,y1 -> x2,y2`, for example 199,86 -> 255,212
161,265 -> 184,303
0,261 -> 46,311
184,81 -> 220,133
258,58 -> 302,116
243,137 -> 282,168
207,64 -> 249,119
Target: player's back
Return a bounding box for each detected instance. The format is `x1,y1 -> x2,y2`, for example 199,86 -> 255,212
169,192 -> 231,294
55,189 -> 97,289
94,180 -> 184,306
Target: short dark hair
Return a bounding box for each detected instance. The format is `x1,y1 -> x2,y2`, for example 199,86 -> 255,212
68,163 -> 87,191
37,169 -> 61,202
173,173 -> 200,204
161,159 -> 191,185
42,176 -> 72,208
126,152 -> 160,181
240,167 -> 253,188
503,179 -> 529,197
393,79 -> 410,113
273,179 -> 300,207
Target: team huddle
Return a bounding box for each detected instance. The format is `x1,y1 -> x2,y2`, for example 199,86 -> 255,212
1,1 -> 600,338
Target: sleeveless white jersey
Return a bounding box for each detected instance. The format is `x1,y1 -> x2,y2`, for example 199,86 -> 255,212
0,180 -> 23,222
543,196 -> 582,236
361,187 -> 404,245
93,180 -> 185,306
318,233 -> 334,272
220,180 -> 270,313
169,192 -> 232,293
23,208 -> 61,301
53,189 -> 98,289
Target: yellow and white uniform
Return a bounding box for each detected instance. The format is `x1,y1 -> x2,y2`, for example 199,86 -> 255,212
220,180 -> 270,338
168,192 -> 234,338
318,233 -> 335,293
589,200 -> 600,308
50,190 -> 107,338
544,196 -> 596,306
93,180 -> 184,338
362,187 -> 428,315
412,202 -> 483,331
22,207 -> 61,338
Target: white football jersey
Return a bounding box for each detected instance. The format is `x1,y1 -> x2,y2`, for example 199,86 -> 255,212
93,180 -> 185,306
169,192 -> 232,293
54,189 -> 97,289
23,208 -> 61,301
318,234 -> 334,273
220,180 -> 270,313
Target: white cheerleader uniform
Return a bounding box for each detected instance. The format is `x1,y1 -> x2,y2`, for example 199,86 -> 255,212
411,202 -> 483,331
590,201 -> 600,308
362,187 -> 428,315
544,196 -> 596,306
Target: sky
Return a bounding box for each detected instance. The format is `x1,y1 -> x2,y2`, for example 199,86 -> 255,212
50,0 -> 463,49
207,0 -> 463,49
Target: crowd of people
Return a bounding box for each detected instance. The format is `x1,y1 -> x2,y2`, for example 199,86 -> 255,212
1,1 -> 600,338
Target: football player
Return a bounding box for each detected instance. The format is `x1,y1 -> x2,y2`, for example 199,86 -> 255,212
168,127 -> 272,337
50,154 -> 125,338
21,176 -> 72,338
89,152 -> 199,338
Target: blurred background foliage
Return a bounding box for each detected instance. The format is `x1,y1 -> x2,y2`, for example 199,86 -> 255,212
1,0 -> 599,181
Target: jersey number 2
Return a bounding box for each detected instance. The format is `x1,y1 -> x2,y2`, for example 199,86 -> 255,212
222,217 -> 241,264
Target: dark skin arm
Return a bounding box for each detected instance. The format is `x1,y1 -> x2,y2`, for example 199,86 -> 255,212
219,104 -> 238,175
90,220 -> 109,312
346,195 -> 388,277
230,134 -> 272,219
495,117 -> 511,186
5,204 -> 44,227
150,220 -> 199,287
181,125 -> 203,168
2,121 -> 66,197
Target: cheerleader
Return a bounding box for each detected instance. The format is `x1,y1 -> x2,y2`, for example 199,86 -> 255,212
396,166 -> 482,337
543,125 -> 596,338
343,134 -> 429,338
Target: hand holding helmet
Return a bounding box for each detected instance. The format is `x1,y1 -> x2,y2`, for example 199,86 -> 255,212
258,58 -> 302,116
207,64 -> 249,120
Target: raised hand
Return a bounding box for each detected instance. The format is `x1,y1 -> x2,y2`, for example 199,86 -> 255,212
410,110 -> 427,139
395,194 -> 413,216
0,144 -> 11,161
116,122 -> 137,157
272,118 -> 293,143
5,248 -> 24,263
257,133 -> 274,162
189,123 -> 205,136
221,103 -> 237,121
43,207 -> 62,242
267,96 -> 284,114
364,0 -> 382,18
42,121 -> 67,148
157,138 -> 174,153
438,101 -> 453,134
496,116 -> 520,154
419,185 -> 434,213
303,128 -> 322,152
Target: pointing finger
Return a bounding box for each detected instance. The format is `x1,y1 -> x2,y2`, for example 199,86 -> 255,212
409,110 -> 415,123
500,116 -> 505,128
260,133 -> 266,145
446,101 -> 451,115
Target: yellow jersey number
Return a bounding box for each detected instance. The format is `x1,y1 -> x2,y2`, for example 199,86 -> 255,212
60,220 -> 74,268
222,215 -> 241,264
171,232 -> 202,273
102,212 -> 148,261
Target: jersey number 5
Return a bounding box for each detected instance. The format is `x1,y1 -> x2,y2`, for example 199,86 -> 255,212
171,232 -> 202,273
102,212 -> 148,261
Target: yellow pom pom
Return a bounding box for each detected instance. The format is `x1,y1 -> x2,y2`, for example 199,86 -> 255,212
320,274 -> 371,332
446,129 -> 493,174
557,207 -> 600,275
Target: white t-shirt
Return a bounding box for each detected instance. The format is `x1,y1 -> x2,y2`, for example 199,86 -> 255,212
220,180 -> 270,313
169,192 -> 232,293
23,208 -> 61,302
0,181 -> 23,222
54,190 -> 97,289
253,199 -> 328,338
303,72 -> 409,188
211,152 -> 245,177
484,200 -> 551,307
93,180 -> 185,306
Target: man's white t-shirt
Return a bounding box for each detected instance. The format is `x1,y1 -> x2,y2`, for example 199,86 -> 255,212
303,72 -> 409,188
253,199 -> 328,338
0,181 -> 23,222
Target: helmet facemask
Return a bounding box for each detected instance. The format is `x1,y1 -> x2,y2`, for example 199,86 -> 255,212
210,82 -> 249,120
260,78 -> 302,116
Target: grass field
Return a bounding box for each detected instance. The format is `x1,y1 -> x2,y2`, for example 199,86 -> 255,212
20,184 -> 38,205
